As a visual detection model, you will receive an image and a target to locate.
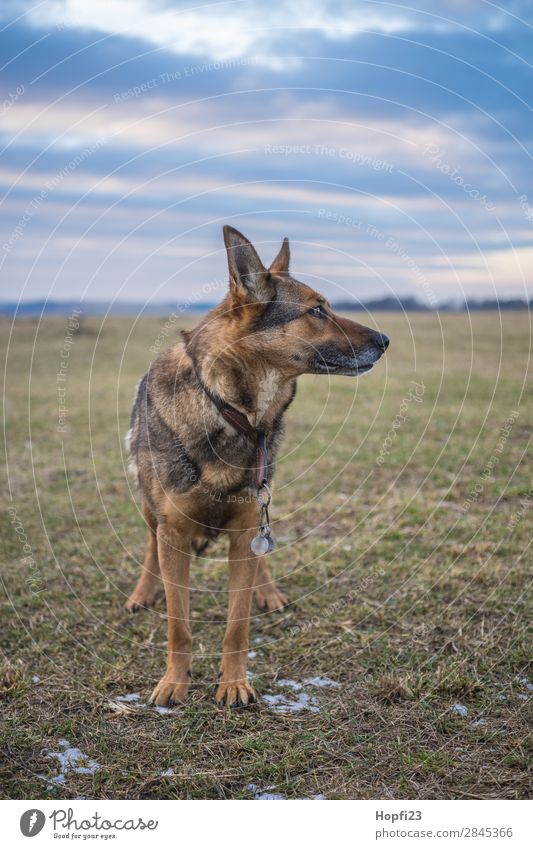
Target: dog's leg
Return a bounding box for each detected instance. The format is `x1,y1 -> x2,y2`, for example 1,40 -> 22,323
254,558 -> 287,611
125,504 -> 160,613
149,522 -> 192,706
216,517 -> 258,707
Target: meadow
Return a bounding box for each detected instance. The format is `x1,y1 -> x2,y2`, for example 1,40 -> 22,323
1,310 -> 531,799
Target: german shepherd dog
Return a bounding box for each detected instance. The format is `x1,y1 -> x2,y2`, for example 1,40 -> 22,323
125,226 -> 389,708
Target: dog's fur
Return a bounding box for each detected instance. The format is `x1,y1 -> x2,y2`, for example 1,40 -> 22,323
126,226 -> 389,707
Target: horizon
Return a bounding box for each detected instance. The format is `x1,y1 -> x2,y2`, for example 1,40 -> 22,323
1,293 -> 530,318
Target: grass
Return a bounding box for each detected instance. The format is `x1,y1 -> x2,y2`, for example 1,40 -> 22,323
1,310 -> 532,800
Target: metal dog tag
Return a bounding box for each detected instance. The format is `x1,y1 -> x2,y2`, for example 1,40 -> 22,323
251,534 -> 270,556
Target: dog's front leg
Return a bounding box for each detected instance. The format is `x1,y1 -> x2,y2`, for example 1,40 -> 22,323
149,522 -> 192,707
216,518 -> 258,708
255,558 -> 287,611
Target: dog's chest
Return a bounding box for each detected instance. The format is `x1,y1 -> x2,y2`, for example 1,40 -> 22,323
191,417 -> 274,492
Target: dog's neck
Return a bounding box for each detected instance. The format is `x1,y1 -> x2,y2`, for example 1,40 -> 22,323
195,349 -> 284,428
184,323 -> 288,429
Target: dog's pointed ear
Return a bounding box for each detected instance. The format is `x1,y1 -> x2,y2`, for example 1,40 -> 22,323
223,225 -> 275,305
269,237 -> 290,275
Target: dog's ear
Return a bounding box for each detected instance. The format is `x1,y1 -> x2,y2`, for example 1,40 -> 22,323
223,226 -> 275,305
269,237 -> 290,275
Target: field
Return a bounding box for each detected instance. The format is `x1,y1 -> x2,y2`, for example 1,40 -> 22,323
1,310 -> 531,800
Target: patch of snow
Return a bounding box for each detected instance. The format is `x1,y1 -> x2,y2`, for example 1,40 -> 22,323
471,718 -> 487,727
304,676 -> 341,689
42,739 -> 100,789
262,676 -> 340,713
247,783 -> 286,800
451,703 -> 468,717
276,678 -> 302,691
32,675 -> 41,684
255,791 -> 286,800
159,768 -> 175,776
262,692 -> 319,714
113,692 -> 177,714
248,651 -> 257,659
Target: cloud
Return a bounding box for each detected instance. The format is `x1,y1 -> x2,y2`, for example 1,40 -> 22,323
7,0 -> 528,67
1,0 -> 532,303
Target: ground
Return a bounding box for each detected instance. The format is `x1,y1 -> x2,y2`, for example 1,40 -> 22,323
1,311 -> 531,800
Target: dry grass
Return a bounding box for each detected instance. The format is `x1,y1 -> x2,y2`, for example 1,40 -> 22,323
1,311 -> 531,799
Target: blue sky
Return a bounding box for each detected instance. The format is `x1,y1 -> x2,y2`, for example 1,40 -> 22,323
1,0 -> 532,306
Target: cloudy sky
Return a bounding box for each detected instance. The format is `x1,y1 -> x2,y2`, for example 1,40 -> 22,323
1,0 -> 532,306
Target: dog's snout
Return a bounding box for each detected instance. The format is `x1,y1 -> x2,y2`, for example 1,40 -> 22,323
374,332 -> 390,351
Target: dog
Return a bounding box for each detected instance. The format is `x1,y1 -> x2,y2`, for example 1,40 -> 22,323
125,226 -> 389,708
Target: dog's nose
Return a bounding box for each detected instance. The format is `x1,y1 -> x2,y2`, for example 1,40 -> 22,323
374,332 -> 390,351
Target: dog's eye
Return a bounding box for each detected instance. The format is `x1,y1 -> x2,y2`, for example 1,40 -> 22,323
309,304 -> 325,318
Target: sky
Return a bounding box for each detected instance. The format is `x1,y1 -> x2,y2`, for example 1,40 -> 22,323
1,0 -> 532,307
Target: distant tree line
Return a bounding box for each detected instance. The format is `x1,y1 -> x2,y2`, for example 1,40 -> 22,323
1,296 -> 531,317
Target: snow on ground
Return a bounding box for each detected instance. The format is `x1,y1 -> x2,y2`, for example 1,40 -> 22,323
261,675 -> 341,713
41,739 -> 100,788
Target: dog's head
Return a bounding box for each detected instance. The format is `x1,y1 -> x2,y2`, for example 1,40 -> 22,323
216,226 -> 389,378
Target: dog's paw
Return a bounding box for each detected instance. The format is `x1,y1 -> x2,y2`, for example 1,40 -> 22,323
255,584 -> 287,612
149,674 -> 190,707
124,588 -> 155,613
216,678 -> 256,708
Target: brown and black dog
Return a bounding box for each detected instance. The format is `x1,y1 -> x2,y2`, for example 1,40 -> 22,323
125,226 -> 389,708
